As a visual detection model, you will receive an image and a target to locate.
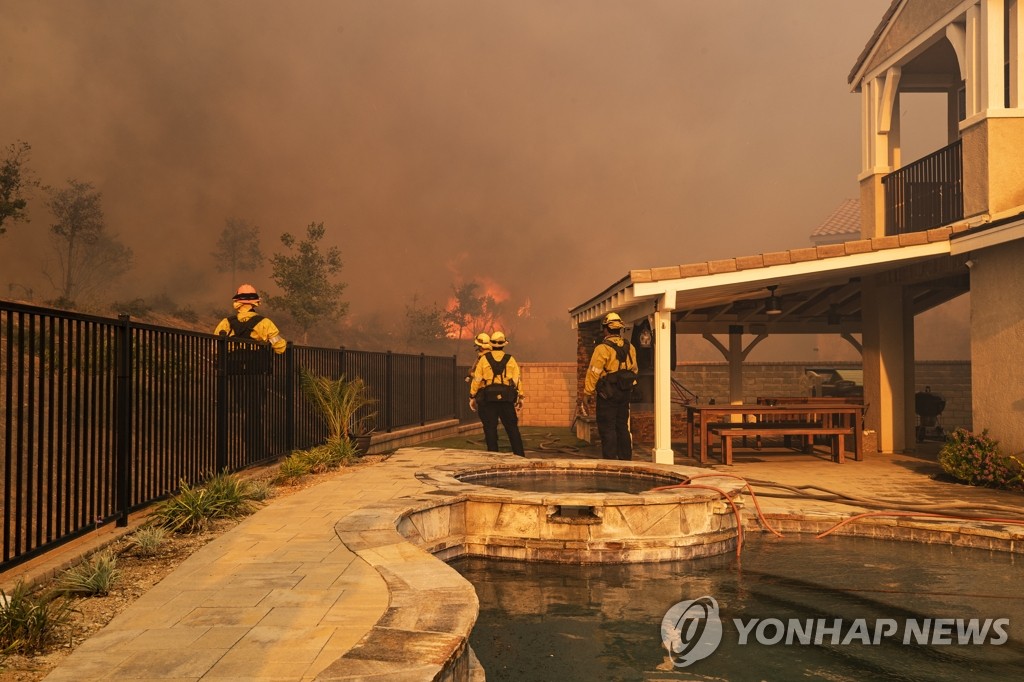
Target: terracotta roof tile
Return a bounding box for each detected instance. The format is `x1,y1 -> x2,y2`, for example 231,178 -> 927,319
871,235 -> 901,250
650,266 -> 682,280
707,258 -> 738,274
844,239 -> 874,254
630,269 -> 653,283
810,198 -> 862,238
789,247 -> 819,262
762,251 -> 793,266
898,231 -> 929,246
815,244 -> 847,259
679,263 -> 710,277
735,255 -> 765,270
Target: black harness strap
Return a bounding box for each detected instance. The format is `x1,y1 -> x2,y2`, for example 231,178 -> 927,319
227,314 -> 264,339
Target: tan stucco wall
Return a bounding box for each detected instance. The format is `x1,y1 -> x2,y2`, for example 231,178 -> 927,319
859,173 -> 886,238
962,117 -> 1024,218
863,0 -> 962,77
970,238 -> 1024,452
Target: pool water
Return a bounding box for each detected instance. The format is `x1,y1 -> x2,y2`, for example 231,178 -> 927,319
452,536 -> 1024,681
457,469 -> 680,494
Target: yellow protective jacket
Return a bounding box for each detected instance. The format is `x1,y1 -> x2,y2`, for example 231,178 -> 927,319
469,350 -> 523,400
584,336 -> 637,396
214,305 -> 287,354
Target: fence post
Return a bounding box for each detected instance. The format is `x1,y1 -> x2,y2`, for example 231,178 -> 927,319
385,350 -> 393,432
419,353 -> 426,426
114,314 -> 132,528
215,333 -> 228,472
285,345 -> 295,453
452,354 -> 459,420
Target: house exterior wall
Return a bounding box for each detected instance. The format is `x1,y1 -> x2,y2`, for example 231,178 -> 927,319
970,238 -> 1024,451
962,117 -> 1024,217
518,362 -> 577,427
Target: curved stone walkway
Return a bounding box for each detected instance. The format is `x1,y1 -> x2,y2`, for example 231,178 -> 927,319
41,446 -> 1024,680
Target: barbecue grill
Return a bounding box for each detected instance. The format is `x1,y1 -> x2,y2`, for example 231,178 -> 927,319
915,387 -> 946,442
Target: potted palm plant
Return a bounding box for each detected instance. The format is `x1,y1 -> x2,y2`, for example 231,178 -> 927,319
298,368 -> 378,457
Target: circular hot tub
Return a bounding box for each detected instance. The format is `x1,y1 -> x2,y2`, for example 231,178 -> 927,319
414,459 -> 742,563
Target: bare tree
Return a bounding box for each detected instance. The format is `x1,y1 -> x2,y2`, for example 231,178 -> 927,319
211,217 -> 264,284
45,179 -> 132,304
1,141 -> 38,236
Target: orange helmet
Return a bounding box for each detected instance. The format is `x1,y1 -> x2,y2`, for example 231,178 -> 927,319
232,284 -> 260,305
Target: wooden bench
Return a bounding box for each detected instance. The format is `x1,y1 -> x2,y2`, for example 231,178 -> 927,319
710,426 -> 853,465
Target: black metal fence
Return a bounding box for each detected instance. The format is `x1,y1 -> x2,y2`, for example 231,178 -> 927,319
883,139 -> 963,235
0,300 -> 461,571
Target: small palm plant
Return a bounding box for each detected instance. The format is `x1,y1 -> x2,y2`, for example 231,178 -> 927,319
298,368 -> 377,450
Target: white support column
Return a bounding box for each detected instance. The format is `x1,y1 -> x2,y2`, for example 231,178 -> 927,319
967,4 -> 981,118
981,0 -> 1006,111
651,296 -> 675,465
1011,0 -> 1024,107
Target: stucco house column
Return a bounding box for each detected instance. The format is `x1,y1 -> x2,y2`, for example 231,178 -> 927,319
861,275 -> 914,453
652,302 -> 675,465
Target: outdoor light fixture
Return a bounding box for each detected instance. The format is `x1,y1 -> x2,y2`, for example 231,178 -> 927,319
765,285 -> 782,315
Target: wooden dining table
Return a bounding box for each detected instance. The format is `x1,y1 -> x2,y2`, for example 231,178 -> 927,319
684,402 -> 866,464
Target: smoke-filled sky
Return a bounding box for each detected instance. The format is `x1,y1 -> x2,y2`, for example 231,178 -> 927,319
4,0 -> 948,360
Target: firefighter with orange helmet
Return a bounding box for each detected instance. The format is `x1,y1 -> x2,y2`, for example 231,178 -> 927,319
214,284 -> 287,353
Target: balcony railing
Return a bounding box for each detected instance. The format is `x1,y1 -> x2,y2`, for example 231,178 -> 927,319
882,139 -> 963,235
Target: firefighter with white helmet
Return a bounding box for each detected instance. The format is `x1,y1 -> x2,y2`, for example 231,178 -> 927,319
470,330 -> 526,456
583,312 -> 638,460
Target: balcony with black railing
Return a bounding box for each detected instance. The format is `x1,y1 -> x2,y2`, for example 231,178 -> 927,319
882,139 -> 963,235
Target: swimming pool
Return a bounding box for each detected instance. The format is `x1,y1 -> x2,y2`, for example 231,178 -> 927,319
453,535 -> 1024,681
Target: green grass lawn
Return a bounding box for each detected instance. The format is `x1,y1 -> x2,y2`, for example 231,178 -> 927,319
420,426 -> 599,458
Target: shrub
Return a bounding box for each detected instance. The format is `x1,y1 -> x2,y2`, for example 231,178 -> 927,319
202,471 -> 258,517
276,453 -> 312,483
58,551 -> 120,596
150,472 -> 264,533
128,526 -> 169,557
0,582 -> 72,654
938,428 -> 1024,490
151,480 -> 226,533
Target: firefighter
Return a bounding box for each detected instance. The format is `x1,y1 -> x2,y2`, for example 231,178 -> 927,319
214,284 -> 287,461
583,312 -> 638,460
467,332 -> 491,427
470,330 -> 526,456
214,284 -> 287,353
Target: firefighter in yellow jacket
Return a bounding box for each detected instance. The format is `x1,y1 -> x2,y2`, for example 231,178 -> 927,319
214,284 -> 287,353
469,331 -> 525,456
583,312 -> 637,460
214,284 -> 286,460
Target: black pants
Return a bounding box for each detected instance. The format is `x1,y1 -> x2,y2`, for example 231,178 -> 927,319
596,395 -> 632,460
479,400 -> 525,456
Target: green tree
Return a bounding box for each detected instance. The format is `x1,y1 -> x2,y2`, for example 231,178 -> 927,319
404,294 -> 449,353
267,221 -> 347,343
211,217 -> 264,284
1,141 -> 38,236
45,179 -> 132,304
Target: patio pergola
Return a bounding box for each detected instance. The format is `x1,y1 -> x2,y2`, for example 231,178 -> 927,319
570,228 -> 971,464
